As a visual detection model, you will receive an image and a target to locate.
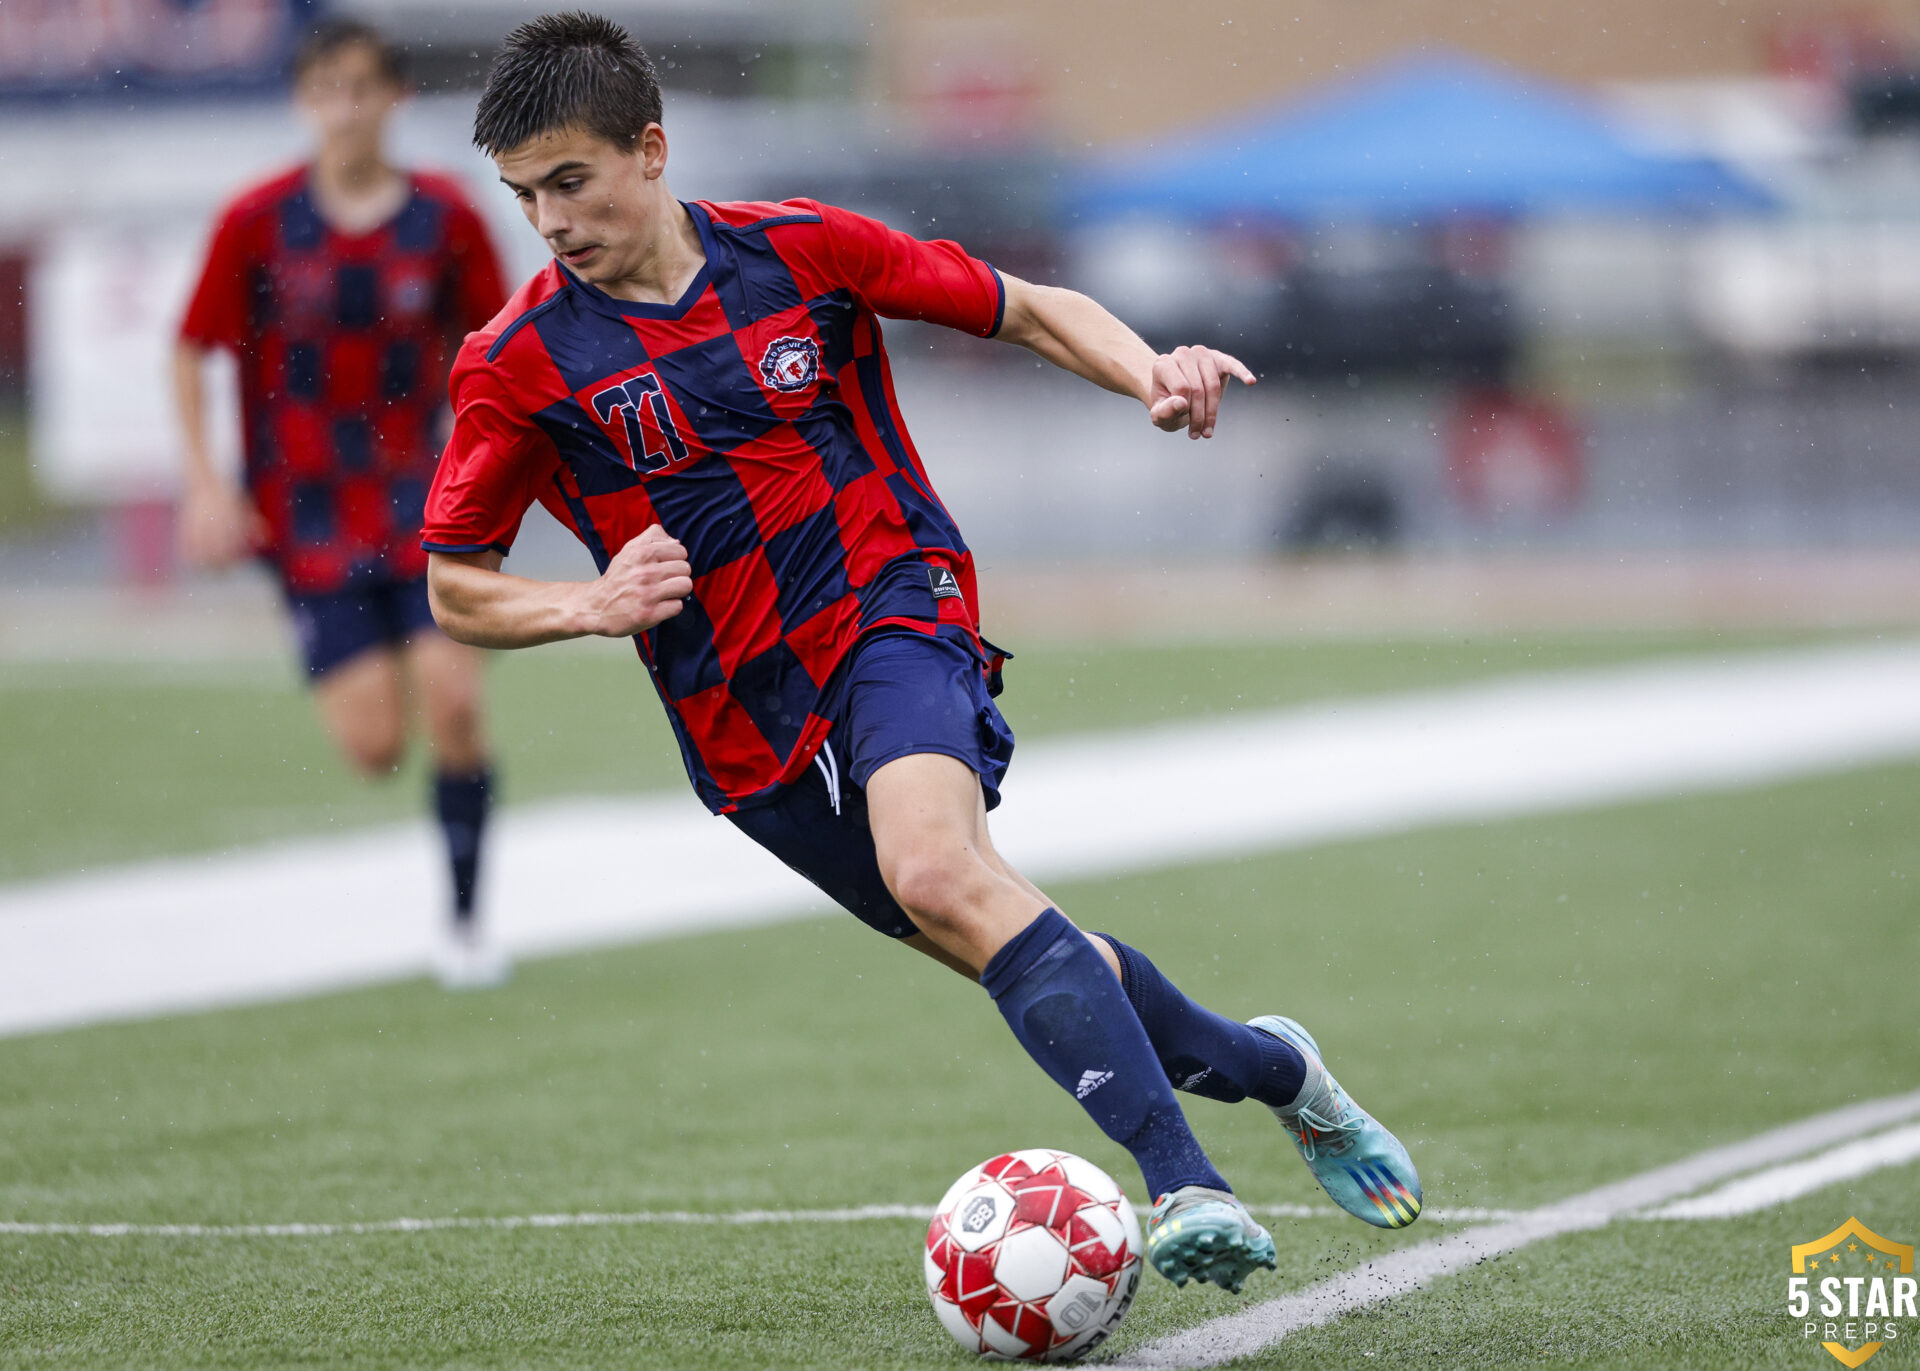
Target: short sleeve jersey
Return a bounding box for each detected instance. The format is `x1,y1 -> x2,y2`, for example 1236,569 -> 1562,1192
180,166 -> 507,593
422,199 -> 1005,813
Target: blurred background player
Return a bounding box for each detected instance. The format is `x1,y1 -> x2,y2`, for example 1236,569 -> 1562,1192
172,19 -> 511,988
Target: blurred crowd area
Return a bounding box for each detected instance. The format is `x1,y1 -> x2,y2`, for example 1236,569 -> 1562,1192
5,0 -> 1920,602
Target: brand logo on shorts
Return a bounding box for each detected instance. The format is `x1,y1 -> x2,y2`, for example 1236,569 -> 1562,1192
927,565 -> 962,601
1076,1068 -> 1114,1099
960,1196 -> 998,1234
1786,1217 -> 1915,1366
758,335 -> 819,392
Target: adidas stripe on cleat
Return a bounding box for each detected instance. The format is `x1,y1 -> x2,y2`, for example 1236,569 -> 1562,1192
1248,1014 -> 1424,1230
1342,1159 -> 1422,1227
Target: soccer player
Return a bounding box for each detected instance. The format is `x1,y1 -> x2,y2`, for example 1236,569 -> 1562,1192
424,13 -> 1422,1290
175,20 -> 512,987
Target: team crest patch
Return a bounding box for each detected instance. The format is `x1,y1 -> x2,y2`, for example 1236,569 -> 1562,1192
759,336 -> 820,392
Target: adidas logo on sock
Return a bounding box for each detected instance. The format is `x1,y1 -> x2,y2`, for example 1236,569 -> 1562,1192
1075,1068 -> 1114,1099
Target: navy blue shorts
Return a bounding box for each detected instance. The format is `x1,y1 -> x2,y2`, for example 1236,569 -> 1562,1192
283,575 -> 440,679
726,627 -> 1015,941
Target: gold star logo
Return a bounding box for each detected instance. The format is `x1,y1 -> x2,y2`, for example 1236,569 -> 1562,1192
1792,1220 -> 1917,1367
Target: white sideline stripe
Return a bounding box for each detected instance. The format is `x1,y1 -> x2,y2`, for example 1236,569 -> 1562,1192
1109,1086 -> 1920,1369
0,1203 -> 1516,1242
1642,1122 -> 1920,1220
5,641 -> 1920,1037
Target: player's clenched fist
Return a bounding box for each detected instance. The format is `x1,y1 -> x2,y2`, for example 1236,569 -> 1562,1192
1147,345 -> 1257,440
585,525 -> 693,636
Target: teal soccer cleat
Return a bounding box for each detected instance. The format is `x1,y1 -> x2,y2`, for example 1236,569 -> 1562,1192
1144,1186 -> 1278,1293
1248,1015 -> 1423,1229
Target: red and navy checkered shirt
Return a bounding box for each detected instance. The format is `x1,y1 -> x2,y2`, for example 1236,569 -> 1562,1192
180,165 -> 507,593
421,198 -> 1006,812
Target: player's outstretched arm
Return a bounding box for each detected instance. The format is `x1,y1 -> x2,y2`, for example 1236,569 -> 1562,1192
427,526 -> 693,649
994,274 -> 1256,439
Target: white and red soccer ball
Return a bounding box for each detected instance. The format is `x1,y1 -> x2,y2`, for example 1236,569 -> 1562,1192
924,1149 -> 1143,1362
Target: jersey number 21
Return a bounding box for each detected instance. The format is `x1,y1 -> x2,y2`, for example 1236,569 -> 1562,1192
592,373 -> 689,474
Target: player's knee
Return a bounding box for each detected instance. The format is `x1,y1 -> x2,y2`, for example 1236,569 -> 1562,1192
342,730 -> 407,778
883,843 -> 995,932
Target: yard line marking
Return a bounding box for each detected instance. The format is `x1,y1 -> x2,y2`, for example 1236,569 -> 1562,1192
1109,1086 -> 1920,1369
0,1203 -> 1521,1241
1642,1121 -> 1920,1220
5,641 -> 1920,1039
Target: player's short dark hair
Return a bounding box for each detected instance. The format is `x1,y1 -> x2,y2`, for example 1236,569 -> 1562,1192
293,18 -> 407,87
472,12 -> 663,156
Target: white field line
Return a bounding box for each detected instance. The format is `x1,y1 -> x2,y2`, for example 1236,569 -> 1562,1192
1643,1121 -> 1920,1220
7,1102 -> 1917,1246
0,1203 -> 1522,1241
4,641 -> 1920,1038
0,1206 -> 934,1238
1109,1086 -> 1920,1370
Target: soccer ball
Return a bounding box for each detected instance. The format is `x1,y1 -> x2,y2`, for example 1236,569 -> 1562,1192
924,1149 -> 1143,1362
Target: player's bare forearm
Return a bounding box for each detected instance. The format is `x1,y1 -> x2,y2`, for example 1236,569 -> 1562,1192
426,526 -> 693,649
173,341 -> 266,566
172,343 -> 219,485
995,276 -> 1157,402
995,274 -> 1256,439
427,551 -> 593,648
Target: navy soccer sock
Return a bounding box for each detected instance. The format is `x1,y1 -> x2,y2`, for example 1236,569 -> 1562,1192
432,767 -> 493,925
1092,935 -> 1306,1109
981,908 -> 1229,1201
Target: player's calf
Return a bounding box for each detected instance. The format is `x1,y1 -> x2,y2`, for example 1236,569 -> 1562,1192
1093,934 -> 1306,1106
410,632 -> 489,773
981,910 -> 1249,1266
314,652 -> 409,778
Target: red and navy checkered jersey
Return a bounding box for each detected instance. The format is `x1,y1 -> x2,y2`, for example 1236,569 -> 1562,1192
422,198 -> 1006,812
180,165 -> 507,593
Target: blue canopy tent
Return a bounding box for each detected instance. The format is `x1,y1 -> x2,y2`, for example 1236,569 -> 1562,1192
1070,53 -> 1775,223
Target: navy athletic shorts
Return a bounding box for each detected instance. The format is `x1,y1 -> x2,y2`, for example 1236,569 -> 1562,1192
283,574 -> 440,679
726,625 -> 1016,941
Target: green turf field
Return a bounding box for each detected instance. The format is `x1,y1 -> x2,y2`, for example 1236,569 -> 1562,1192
2,632 -> 1915,1368
0,627 -> 1837,882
